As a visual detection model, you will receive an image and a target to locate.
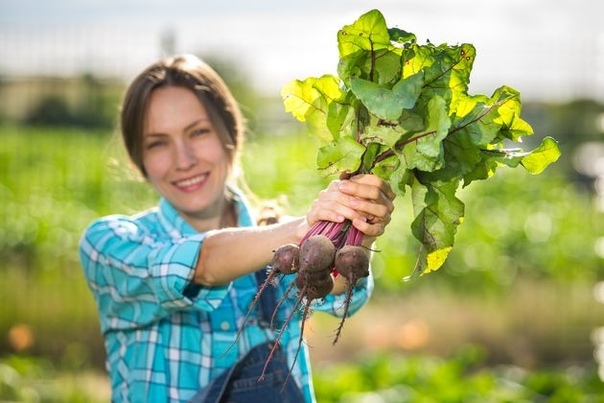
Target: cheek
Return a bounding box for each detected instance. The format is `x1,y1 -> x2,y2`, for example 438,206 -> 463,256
142,153 -> 170,182
194,139 -> 231,167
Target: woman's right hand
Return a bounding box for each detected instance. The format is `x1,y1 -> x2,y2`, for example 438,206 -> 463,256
305,174 -> 396,239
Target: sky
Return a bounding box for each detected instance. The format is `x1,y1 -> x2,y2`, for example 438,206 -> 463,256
1,0 -> 604,102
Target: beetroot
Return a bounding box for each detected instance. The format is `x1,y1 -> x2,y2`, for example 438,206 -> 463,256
334,245 -> 369,279
295,270 -> 334,300
332,245 -> 370,344
299,234 -> 336,273
271,243 -> 300,275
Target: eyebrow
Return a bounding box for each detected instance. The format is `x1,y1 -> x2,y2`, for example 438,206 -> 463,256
183,118 -> 210,132
144,118 -> 211,138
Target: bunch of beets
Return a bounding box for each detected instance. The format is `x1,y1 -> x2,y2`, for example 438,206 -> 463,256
245,218 -> 372,380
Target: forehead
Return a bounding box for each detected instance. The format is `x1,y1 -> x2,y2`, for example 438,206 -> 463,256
144,86 -> 209,132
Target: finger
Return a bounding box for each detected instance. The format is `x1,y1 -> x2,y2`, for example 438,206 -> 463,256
308,211 -> 347,227
363,175 -> 396,201
350,199 -> 392,224
307,186 -> 357,225
342,175 -> 396,203
351,216 -> 387,237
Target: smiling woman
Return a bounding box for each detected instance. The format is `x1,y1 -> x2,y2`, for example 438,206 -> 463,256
142,87 -> 233,230
77,53 -> 396,402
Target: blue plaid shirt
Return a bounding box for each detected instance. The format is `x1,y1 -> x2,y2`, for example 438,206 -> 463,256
79,188 -> 374,403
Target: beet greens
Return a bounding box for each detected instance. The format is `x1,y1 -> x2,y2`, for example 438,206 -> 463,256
282,8 -> 561,277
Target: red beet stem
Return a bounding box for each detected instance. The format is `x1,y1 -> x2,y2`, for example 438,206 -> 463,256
345,224 -> 364,247
301,219 -> 363,250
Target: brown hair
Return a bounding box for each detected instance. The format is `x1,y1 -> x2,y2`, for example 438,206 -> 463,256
120,54 -> 246,177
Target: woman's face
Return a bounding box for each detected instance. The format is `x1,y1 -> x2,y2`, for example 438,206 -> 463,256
142,86 -> 231,227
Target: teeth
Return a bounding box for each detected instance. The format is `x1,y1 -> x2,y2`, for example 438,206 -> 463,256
176,175 -> 205,187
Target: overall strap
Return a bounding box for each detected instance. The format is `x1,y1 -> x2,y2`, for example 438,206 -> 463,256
254,268 -> 278,328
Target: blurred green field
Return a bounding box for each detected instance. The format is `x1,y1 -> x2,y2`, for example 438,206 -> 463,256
1,124 -> 604,401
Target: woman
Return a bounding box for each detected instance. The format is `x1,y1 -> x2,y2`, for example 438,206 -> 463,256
79,54 -> 395,403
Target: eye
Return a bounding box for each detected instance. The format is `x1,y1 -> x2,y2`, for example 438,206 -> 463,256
145,139 -> 166,149
191,127 -> 211,137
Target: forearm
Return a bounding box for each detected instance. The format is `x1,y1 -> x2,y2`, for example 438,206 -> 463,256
193,217 -> 306,285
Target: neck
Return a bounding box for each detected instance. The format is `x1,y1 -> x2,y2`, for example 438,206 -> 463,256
185,196 -> 236,233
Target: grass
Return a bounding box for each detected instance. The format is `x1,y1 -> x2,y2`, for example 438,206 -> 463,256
0,355 -> 110,402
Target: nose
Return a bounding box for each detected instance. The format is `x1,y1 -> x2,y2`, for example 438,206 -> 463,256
174,140 -> 197,170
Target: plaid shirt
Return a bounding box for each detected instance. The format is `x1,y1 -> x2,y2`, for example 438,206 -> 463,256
79,189 -> 374,403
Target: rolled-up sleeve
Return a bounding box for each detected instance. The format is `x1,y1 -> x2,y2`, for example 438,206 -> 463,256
79,216 -> 230,332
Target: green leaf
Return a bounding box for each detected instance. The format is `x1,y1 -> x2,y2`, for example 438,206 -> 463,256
520,137 -> 561,174
388,28 -> 416,44
373,49 -> 404,86
490,85 -> 534,141
410,179 -> 465,275
337,51 -> 366,87
340,47 -> 404,87
388,164 -> 412,195
486,136 -> 561,175
281,78 -> 315,122
451,95 -> 502,147
436,134 -> 484,184
363,123 -> 397,148
407,43 -> 475,109
317,136 -> 366,175
326,98 -> 357,141
351,71 -> 424,121
402,96 -> 451,172
361,142 -> 382,174
495,136 -> 562,174
337,9 -> 390,59
281,77 -> 329,142
281,75 -> 349,143
372,153 -> 401,183
461,152 -> 499,186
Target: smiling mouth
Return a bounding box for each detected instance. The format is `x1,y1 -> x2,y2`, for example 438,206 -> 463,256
174,174 -> 208,189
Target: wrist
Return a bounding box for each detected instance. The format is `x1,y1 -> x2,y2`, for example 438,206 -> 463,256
294,218 -> 310,244
275,216 -> 308,245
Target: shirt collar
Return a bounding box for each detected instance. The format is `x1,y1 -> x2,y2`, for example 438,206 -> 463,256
158,186 -> 256,237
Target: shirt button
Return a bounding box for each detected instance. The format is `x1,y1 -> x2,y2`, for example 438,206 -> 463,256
220,321 -> 230,331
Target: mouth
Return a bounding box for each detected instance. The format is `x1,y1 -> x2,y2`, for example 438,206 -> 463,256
173,173 -> 208,191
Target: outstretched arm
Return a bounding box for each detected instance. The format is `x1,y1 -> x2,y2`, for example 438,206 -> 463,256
193,174 -> 395,286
